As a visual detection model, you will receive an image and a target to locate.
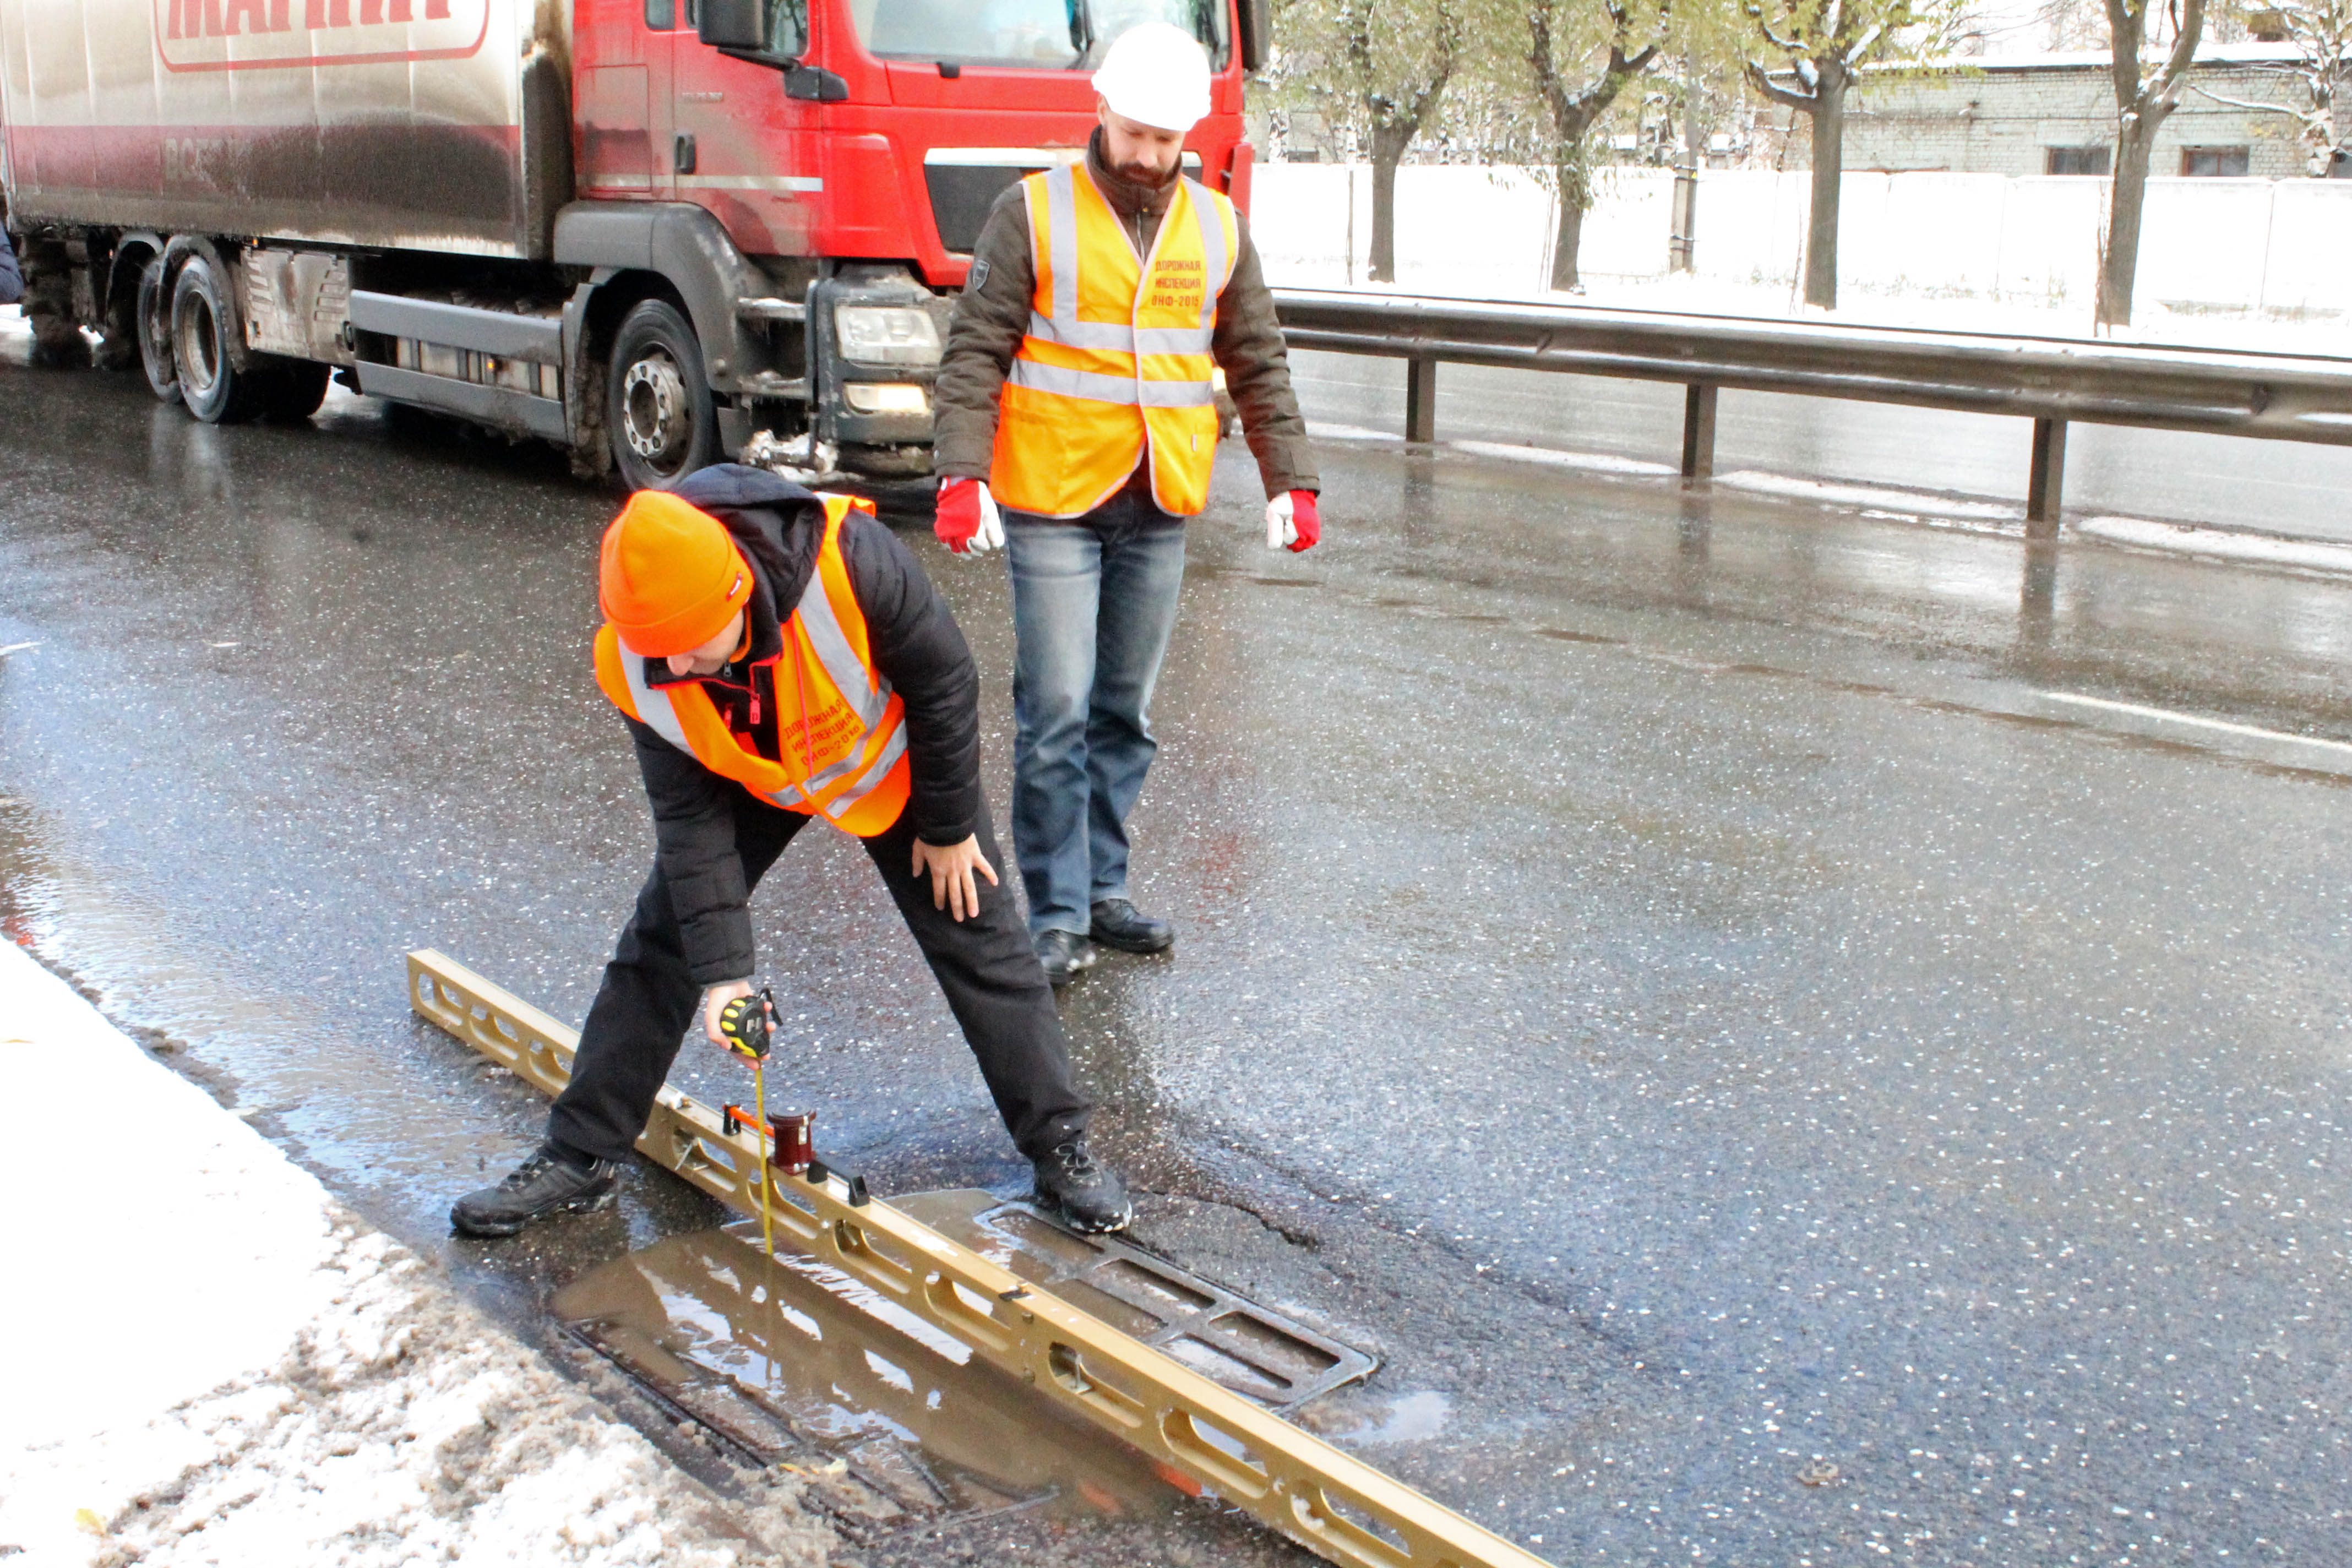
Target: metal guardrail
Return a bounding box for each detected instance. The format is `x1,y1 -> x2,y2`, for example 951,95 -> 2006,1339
1271,287 -> 2352,536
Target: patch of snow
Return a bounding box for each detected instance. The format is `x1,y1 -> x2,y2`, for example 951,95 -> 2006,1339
2075,515 -> 2352,577
0,941 -> 833,1568
1305,420 -> 1397,442
1450,440 -> 1679,477
1716,471 -> 2025,526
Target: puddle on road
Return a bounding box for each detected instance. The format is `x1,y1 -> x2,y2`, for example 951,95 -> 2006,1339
553,1190 -> 1380,1533
554,1221 -> 1183,1527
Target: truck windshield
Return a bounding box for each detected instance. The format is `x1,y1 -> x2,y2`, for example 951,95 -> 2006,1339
848,0 -> 1229,72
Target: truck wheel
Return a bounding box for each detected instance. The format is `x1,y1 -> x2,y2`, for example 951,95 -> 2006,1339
137,257 -> 181,404
259,361 -> 332,424
171,254 -> 265,424
607,298 -> 715,491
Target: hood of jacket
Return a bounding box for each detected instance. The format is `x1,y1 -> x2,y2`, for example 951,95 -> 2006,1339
653,464 -> 829,677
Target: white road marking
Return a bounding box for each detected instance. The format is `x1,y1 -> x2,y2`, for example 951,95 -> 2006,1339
2041,691 -> 2352,758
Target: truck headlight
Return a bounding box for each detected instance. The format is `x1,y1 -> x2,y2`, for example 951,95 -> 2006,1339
834,305 -> 942,366
841,383 -> 931,415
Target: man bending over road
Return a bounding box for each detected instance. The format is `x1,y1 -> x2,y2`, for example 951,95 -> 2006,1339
453,466 -> 1129,1237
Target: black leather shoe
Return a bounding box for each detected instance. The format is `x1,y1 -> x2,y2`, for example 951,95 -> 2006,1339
1089,898 -> 1174,954
450,1143 -> 619,1238
1035,929 -> 1098,986
1032,1136 -> 1133,1233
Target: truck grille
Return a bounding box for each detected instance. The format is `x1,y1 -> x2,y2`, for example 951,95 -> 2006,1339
924,160 -> 1044,254
923,149 -> 1211,257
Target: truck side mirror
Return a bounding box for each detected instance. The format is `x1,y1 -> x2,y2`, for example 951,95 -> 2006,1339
698,0 -> 764,51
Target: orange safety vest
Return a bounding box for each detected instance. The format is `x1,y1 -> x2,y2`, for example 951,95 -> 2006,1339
592,493 -> 911,838
988,162 -> 1239,520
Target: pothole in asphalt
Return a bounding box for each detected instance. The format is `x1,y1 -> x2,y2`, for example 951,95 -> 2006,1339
552,1190 -> 1378,1538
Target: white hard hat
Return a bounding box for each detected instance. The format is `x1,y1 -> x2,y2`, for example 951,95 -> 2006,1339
1093,21 -> 1212,134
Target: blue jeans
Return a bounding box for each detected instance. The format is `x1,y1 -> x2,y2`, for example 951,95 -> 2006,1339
1004,491 -> 1189,939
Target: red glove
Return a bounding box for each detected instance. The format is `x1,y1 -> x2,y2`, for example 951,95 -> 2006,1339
1287,489 -> 1320,553
1266,489 -> 1321,552
934,477 -> 1003,556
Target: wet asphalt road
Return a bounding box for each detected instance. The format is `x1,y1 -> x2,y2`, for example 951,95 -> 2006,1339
4,342 -> 2351,1567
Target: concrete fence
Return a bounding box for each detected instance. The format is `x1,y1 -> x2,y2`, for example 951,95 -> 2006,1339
1249,164 -> 2352,321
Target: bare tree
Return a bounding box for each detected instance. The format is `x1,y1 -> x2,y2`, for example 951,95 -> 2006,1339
2039,0 -> 2110,48
1276,0 -> 1475,282
2095,0 -> 2207,328
2190,0 -> 2351,176
1744,0 -> 1920,309
1527,0 -> 1668,290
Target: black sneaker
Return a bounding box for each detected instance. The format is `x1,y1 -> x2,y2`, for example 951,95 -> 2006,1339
1090,898 -> 1174,954
1035,928 -> 1098,986
450,1143 -> 619,1238
1032,1136 -> 1133,1233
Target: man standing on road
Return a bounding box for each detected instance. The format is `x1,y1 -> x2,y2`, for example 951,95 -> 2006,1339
930,22 -> 1321,986
452,467 -> 1131,1238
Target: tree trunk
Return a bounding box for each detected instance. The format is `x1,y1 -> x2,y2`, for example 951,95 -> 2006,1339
1550,183 -> 1588,291
2097,116 -> 2155,327
1802,68 -> 1846,311
1368,123 -> 1413,284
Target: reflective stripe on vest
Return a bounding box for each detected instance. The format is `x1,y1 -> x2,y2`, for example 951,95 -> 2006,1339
987,164 -> 1238,520
592,493 -> 912,838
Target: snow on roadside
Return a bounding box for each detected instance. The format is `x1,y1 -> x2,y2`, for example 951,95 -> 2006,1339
2074,515 -> 2352,577
0,940 -> 834,1568
1450,439 -> 1679,478
1711,470 -> 2023,527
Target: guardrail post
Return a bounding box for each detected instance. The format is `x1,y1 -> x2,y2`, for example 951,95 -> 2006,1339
2027,417 -> 2067,540
1681,383 -> 1718,481
1404,356 -> 1438,443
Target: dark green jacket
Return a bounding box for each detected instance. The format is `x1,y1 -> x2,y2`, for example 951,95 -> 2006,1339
933,131 -> 1318,502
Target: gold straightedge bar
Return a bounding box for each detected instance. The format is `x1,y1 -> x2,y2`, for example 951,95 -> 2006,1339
408,949 -> 1550,1568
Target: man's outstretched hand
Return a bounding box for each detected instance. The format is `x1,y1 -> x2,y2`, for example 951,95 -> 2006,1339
912,834 -> 1000,922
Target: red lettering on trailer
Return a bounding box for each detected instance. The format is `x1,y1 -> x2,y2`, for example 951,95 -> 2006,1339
154,0 -> 478,68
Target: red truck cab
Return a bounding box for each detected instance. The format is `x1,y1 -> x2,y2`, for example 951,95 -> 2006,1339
578,0 -> 1255,284
570,0 -> 1260,483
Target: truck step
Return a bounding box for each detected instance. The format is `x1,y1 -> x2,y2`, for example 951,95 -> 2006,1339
736,369 -> 809,400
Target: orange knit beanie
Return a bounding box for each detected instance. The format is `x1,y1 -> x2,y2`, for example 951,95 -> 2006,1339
598,491 -> 753,657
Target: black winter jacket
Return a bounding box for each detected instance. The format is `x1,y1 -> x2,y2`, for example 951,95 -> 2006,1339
622,465 -> 982,984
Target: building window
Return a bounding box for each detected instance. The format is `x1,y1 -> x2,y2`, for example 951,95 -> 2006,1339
2045,146 -> 2110,176
2181,146 -> 2250,176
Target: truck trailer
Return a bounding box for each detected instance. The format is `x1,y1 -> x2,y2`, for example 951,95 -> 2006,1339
0,0 -> 1266,489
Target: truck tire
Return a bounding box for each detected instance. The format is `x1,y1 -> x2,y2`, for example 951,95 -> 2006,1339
607,298 -> 715,492
171,254 -> 266,424
137,256 -> 180,404
259,361 -> 332,424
